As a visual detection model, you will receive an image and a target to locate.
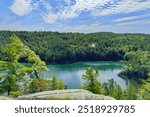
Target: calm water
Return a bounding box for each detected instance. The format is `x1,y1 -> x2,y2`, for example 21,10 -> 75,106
44,61 -> 136,89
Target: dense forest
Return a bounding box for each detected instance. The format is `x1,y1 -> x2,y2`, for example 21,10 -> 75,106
0,31 -> 150,80
0,31 -> 150,63
0,31 -> 150,99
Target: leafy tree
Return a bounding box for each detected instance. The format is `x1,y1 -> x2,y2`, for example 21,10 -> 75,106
57,80 -> 67,90
122,85 -> 137,100
138,77 -> 150,100
9,91 -> 22,98
50,75 -> 66,90
113,85 -> 122,100
80,67 -> 102,94
121,50 -> 150,79
102,79 -> 122,99
28,79 -> 50,93
0,35 -> 26,95
0,74 -> 20,95
51,75 -> 58,90
0,34 -> 48,95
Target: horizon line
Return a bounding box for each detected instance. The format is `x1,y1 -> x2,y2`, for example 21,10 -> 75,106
0,30 -> 150,35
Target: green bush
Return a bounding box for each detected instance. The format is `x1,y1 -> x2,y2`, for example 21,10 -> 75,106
102,79 -> 122,100
9,91 -> 22,98
80,67 -> 102,94
50,75 -> 66,90
122,85 -> 137,100
28,79 -> 50,93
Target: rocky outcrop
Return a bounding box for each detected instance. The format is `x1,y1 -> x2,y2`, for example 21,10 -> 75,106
17,89 -> 115,100
0,96 -> 12,100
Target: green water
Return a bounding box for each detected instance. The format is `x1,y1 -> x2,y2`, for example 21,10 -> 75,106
44,61 -> 137,89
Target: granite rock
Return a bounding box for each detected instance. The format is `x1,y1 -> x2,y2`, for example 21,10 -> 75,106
17,89 -> 115,100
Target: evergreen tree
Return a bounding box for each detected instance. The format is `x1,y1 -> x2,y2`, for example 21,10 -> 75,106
122,85 -> 137,100
51,75 -> 58,90
138,77 -> 150,100
0,34 -> 48,95
51,75 -> 66,90
57,80 -> 67,90
102,79 -> 122,99
80,67 -> 102,94
28,79 -> 50,93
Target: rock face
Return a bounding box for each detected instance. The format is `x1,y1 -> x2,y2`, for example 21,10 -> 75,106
17,89 -> 115,100
0,96 -> 12,100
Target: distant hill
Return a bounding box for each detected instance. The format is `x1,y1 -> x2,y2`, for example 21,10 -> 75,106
0,31 -> 150,64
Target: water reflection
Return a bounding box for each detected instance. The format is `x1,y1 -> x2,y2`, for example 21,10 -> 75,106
44,61 -> 134,89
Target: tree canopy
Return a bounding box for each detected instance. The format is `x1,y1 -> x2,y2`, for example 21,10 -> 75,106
0,34 -> 48,95
80,67 -> 102,94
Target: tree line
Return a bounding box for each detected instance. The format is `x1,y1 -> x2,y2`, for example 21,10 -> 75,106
80,67 -> 150,100
0,31 -> 149,63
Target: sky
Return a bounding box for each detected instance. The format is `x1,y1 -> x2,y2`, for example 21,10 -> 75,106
0,0 -> 150,33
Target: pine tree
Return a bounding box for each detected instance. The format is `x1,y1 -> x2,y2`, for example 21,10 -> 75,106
80,67 -> 102,94
102,79 -> 122,99
0,34 -> 48,95
50,74 -> 66,90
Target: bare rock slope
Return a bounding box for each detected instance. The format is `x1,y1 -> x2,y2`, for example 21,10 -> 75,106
0,96 -> 12,100
17,89 -> 115,100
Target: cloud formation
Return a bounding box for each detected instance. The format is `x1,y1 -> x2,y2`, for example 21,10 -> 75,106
10,0 -> 150,24
10,0 -> 37,16
93,0 -> 150,16
117,19 -> 150,26
57,23 -> 111,33
113,14 -> 150,22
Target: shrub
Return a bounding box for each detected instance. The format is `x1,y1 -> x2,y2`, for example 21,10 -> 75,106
28,79 -> 50,93
80,67 -> 102,94
9,91 -> 22,98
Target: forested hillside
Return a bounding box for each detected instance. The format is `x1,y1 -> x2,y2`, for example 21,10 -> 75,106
0,31 -> 150,63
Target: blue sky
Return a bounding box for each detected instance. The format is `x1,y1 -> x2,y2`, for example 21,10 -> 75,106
0,0 -> 150,33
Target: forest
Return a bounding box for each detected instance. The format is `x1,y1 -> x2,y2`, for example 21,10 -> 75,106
0,31 -> 150,79
0,31 -> 150,63
0,31 -> 150,99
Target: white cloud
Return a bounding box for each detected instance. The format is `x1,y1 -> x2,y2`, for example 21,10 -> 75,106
66,0 -> 110,12
42,0 -> 111,24
93,0 -> 150,16
42,0 -> 150,24
113,14 -> 150,22
50,23 -> 111,33
42,13 -> 59,24
10,0 -> 37,16
9,0 -> 150,24
38,0 -> 52,11
117,19 -> 150,26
